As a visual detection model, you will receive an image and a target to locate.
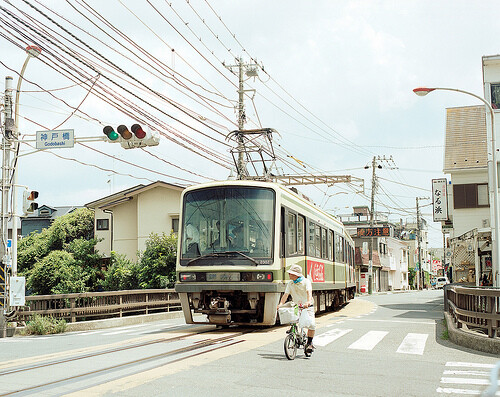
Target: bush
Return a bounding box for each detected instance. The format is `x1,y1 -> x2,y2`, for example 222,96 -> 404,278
23,314 -> 67,335
100,253 -> 140,291
137,232 -> 177,289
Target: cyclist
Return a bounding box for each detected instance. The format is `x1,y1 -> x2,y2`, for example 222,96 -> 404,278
277,264 -> 315,351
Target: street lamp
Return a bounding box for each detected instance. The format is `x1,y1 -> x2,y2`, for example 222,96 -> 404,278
11,45 -> 41,276
413,86 -> 500,287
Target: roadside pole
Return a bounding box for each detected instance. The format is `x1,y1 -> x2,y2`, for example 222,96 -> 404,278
0,76 -> 14,337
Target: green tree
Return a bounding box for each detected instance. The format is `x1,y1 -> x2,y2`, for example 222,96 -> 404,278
27,251 -> 88,295
137,232 -> 177,289
18,208 -> 95,274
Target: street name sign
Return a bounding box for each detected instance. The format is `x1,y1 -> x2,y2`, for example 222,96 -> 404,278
36,129 -> 74,149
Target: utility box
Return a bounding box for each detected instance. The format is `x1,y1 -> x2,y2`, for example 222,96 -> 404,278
9,277 -> 25,306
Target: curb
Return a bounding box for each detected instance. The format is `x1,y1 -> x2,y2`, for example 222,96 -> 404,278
444,311 -> 500,355
15,311 -> 185,335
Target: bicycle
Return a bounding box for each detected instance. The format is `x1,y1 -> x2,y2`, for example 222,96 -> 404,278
278,304 -> 313,360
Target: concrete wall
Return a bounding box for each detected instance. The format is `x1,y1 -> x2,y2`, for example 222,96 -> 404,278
94,208 -> 112,257
136,187 -> 182,254
113,198 -> 139,261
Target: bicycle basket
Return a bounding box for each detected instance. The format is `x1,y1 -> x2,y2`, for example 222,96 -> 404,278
278,306 -> 299,324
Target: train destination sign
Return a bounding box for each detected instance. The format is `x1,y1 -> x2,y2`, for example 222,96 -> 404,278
357,227 -> 391,237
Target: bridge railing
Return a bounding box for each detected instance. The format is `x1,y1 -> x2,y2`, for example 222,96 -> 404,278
15,289 -> 181,323
445,284 -> 500,338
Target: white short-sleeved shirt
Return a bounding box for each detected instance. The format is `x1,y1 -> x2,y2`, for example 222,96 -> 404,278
285,277 -> 312,306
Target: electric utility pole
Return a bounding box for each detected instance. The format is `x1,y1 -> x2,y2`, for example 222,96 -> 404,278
0,76 -> 14,337
225,57 -> 260,178
416,196 -> 429,289
367,155 -> 396,294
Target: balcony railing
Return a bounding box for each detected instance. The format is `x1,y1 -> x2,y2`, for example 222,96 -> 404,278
445,284 -> 499,338
15,289 -> 181,323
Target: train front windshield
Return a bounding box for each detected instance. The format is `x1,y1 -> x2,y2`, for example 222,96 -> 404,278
180,186 -> 275,265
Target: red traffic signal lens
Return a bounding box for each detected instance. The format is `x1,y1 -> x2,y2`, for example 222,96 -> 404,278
117,125 -> 132,140
131,124 -> 146,139
103,126 -> 119,141
28,191 -> 38,200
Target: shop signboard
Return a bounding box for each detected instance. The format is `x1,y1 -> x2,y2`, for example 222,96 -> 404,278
432,178 -> 448,221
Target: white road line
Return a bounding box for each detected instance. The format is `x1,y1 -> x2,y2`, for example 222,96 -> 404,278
441,377 -> 489,386
348,330 -> 388,350
347,318 -> 436,325
446,362 -> 496,369
443,370 -> 490,377
314,328 -> 352,347
396,333 -> 428,355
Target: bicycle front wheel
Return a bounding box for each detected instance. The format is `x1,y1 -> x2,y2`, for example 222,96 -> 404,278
284,334 -> 297,360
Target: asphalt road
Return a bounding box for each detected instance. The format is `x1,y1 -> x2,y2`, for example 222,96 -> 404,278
0,289 -> 498,396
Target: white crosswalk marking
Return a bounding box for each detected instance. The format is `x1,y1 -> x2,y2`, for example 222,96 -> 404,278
348,330 -> 388,350
441,377 -> 489,386
446,362 -> 495,369
436,387 -> 482,395
396,333 -> 427,355
443,370 -> 490,377
436,362 -> 499,396
314,328 -> 352,347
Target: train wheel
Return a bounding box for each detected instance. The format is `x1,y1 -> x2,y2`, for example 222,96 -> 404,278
284,334 -> 297,360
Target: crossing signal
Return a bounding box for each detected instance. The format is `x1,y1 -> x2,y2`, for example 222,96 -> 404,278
103,124 -> 159,149
23,190 -> 38,214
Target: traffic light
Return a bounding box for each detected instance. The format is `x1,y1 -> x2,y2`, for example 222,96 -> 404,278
103,126 -> 119,141
22,190 -> 38,214
102,124 -> 159,149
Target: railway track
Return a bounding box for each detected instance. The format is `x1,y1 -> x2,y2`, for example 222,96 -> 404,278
0,327 -> 253,396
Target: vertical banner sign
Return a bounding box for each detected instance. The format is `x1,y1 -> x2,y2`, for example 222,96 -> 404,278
432,178 -> 448,222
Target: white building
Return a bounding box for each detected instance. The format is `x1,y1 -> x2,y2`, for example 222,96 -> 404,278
442,105 -> 491,285
86,181 -> 184,262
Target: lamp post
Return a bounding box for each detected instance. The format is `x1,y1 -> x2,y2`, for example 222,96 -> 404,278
11,45 -> 41,277
413,86 -> 500,287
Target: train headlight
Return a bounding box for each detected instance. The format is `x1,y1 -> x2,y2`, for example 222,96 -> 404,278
180,273 -> 197,282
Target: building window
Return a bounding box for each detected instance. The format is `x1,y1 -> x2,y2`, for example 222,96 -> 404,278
491,83 -> 500,109
453,183 -> 489,209
96,218 -> 109,230
172,218 -> 179,233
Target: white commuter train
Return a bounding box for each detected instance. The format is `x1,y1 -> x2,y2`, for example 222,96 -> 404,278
175,180 -> 356,326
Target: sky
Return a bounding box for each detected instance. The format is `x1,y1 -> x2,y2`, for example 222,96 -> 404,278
0,0 -> 499,248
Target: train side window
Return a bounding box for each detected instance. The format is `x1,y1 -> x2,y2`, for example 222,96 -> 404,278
335,234 -> 341,262
308,220 -> 315,256
341,237 -> 346,263
297,216 -> 305,255
328,230 -> 333,261
287,212 -> 297,255
321,227 -> 328,259
314,224 -> 321,258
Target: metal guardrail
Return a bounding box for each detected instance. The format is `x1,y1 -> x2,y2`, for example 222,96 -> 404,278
445,284 -> 500,338
15,289 -> 181,323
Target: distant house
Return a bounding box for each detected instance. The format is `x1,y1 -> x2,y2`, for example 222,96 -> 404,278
85,181 -> 184,262
21,205 -> 82,237
338,206 -> 410,292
